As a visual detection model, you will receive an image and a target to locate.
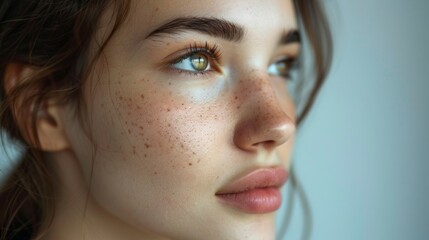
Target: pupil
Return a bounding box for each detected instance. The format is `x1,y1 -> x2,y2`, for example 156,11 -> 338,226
190,54 -> 208,71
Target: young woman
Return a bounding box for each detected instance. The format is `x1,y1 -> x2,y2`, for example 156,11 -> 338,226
0,0 -> 331,239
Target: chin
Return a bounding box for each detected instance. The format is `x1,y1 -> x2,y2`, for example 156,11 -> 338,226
210,213 -> 277,240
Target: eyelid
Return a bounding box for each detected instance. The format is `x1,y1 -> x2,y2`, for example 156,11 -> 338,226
171,46 -> 220,63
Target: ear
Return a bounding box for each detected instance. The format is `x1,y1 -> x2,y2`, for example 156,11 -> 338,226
3,63 -> 71,152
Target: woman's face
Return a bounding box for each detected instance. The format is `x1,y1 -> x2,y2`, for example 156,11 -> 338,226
64,0 -> 299,239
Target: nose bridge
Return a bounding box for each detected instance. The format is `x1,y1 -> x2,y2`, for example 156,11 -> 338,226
236,70 -> 287,119
232,70 -> 296,152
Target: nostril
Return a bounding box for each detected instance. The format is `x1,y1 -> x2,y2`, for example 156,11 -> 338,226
251,140 -> 277,149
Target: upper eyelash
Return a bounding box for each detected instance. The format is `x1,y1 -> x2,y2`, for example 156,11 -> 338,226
170,42 -> 222,65
284,57 -> 300,69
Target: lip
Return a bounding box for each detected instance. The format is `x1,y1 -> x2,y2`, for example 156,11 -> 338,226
215,167 -> 288,214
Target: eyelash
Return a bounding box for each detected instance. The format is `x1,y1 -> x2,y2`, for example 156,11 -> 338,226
169,42 -> 222,76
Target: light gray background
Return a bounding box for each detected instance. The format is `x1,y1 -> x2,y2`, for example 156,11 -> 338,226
1,1 -> 428,240
277,0 -> 429,239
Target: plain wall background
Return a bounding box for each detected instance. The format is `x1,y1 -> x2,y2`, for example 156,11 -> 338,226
0,1 -> 428,240
278,0 -> 429,239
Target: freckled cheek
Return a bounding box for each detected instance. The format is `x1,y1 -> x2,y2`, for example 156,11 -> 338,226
102,85 -> 227,176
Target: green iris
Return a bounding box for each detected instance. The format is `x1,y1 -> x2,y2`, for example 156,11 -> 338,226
190,53 -> 209,71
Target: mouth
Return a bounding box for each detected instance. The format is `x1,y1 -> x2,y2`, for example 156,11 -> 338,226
215,167 -> 288,214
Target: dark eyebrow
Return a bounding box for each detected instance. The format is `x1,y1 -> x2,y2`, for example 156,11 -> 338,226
145,17 -> 245,42
280,29 -> 301,45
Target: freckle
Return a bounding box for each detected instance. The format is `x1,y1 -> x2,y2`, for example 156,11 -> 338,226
141,94 -> 145,99
168,82 -> 171,85
128,129 -> 131,134
139,126 -> 144,130
192,152 -> 196,155
197,159 -> 201,163
155,7 -> 159,11
180,143 -> 184,148
181,103 -> 184,106
154,171 -> 158,175
144,154 -> 147,158
145,143 -> 150,148
128,112 -> 131,116
168,124 -> 171,127
119,96 -> 123,100
188,163 -> 192,166
167,108 -> 170,112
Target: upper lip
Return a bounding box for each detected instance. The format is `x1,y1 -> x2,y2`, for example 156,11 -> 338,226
215,166 -> 288,195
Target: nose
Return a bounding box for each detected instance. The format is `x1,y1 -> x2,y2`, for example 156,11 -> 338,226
233,74 -> 296,152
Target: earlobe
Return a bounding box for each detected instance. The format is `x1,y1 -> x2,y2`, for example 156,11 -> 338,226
36,100 -> 70,152
3,63 -> 71,152
36,103 -> 69,152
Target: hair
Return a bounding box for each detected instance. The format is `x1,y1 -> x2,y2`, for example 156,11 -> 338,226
0,0 -> 332,239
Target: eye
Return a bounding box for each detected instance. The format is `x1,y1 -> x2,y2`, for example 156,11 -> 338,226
168,42 -> 222,76
267,57 -> 297,80
172,53 -> 210,72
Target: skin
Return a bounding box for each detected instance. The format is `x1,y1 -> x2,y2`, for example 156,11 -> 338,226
18,0 -> 299,239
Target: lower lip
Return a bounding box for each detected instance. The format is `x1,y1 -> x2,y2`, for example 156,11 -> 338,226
216,187 -> 282,214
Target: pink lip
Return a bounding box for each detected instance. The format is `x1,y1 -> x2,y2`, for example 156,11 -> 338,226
215,167 -> 288,214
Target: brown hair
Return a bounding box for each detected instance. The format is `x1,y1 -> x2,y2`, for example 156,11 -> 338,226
0,0 -> 331,239
0,1 -> 131,239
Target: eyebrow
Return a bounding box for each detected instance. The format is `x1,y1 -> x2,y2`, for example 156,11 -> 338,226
145,17 -> 300,45
280,29 -> 301,45
146,17 -> 244,42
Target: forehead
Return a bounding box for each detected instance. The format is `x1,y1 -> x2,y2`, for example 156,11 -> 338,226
121,0 -> 297,42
